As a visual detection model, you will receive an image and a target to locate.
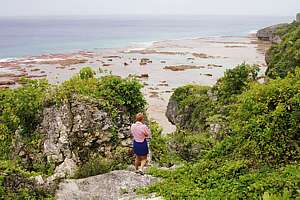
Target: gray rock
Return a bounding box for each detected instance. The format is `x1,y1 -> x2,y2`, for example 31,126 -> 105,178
297,13 -> 300,23
54,158 -> 78,179
256,23 -> 289,44
31,175 -> 45,186
55,170 -> 159,200
38,96 -> 133,181
165,97 -> 178,125
209,123 -> 222,138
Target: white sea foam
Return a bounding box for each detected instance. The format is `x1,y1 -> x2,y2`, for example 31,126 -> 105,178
22,58 -> 64,63
249,30 -> 258,34
0,68 -> 14,73
131,41 -> 157,48
0,57 -> 19,62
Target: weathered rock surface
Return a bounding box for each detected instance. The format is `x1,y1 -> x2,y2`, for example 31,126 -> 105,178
256,23 -> 289,44
55,170 -> 160,200
38,96 -> 132,181
166,90 -> 222,136
166,97 -> 179,126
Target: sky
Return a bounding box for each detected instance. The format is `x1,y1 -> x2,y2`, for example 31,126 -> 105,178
0,0 -> 299,17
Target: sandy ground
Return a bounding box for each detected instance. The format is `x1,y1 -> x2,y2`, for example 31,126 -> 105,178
0,36 -> 271,134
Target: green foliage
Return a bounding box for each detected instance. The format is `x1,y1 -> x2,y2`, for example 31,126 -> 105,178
145,160 -> 300,200
79,66 -> 95,80
229,69 -> 300,164
148,121 -> 180,167
0,79 -> 49,137
74,156 -> 112,179
213,63 -> 259,103
144,59 -> 300,199
0,124 -> 11,160
172,85 -> 213,131
266,22 -> 300,78
96,75 -> 146,117
54,75 -> 146,118
169,130 -> 216,162
73,154 -> 130,179
0,161 -> 54,200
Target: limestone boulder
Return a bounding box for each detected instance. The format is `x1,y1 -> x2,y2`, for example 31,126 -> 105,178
55,170 -> 160,200
38,96 -> 133,180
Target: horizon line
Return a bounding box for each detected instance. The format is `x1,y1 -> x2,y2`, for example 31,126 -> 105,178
0,13 -> 295,18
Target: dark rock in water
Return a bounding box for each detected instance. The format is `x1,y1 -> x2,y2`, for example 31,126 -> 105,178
140,58 -> 152,65
256,23 -> 289,44
0,80 -> 16,85
140,74 -> 149,78
55,170 -> 160,200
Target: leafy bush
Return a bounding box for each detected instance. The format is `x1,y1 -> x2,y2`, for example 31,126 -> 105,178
79,66 -> 95,80
169,130 -> 216,162
0,161 -> 54,200
213,63 -> 259,103
74,156 -> 113,179
171,85 -> 213,131
145,161 -> 300,199
96,75 -> 146,117
0,79 -> 49,137
148,121 -> 180,167
54,75 -> 146,118
266,23 -> 300,78
229,69 -> 300,164
73,153 -> 131,179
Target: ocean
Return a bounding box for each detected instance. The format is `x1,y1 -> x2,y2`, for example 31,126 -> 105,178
0,15 -> 293,59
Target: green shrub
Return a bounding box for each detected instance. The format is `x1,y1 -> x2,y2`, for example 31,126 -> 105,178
54,75 -> 146,118
0,160 -> 54,199
144,158 -> 300,199
74,156 -> 112,179
79,66 -> 95,80
113,146 -> 133,166
169,130 -> 216,162
0,79 -> 49,137
229,69 -> 300,164
0,124 -> 11,160
73,155 -> 129,179
266,22 -> 300,78
213,63 -> 259,103
171,85 -> 213,131
148,121 -> 180,167
96,75 -> 146,117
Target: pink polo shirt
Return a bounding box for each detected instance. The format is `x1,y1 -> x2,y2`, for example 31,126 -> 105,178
131,121 -> 151,142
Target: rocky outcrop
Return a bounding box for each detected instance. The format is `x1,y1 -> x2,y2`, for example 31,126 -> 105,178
297,13 -> 300,23
166,89 -> 223,136
55,170 -> 160,200
256,23 -> 289,44
166,97 -> 178,125
38,96 -> 132,181
166,96 -> 193,129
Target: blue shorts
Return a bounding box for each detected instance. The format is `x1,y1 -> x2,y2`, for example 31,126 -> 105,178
133,140 -> 149,156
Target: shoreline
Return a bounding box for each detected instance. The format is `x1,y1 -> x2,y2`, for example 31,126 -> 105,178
0,34 -> 271,133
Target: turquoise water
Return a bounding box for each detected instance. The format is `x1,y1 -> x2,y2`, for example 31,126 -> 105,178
0,15 -> 293,58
